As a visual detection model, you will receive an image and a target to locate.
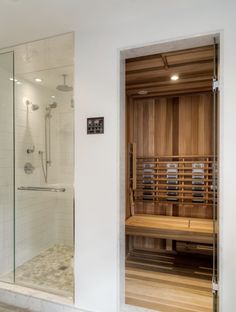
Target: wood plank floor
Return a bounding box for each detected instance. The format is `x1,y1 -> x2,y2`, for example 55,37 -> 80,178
125,251 -> 213,312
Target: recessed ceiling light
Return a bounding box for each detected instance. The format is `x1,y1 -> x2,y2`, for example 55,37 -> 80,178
16,81 -> 22,85
9,78 -> 18,82
138,90 -> 148,95
171,74 -> 179,81
51,95 -> 56,99
34,78 -> 42,82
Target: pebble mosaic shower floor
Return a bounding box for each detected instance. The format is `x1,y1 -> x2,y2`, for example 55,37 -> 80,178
15,245 -> 74,298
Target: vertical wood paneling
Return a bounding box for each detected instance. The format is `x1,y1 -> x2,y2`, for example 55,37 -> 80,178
126,92 -> 213,252
178,94 -> 213,156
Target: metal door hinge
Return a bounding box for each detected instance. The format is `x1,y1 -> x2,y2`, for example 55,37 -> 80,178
212,280 -> 219,294
213,78 -> 219,92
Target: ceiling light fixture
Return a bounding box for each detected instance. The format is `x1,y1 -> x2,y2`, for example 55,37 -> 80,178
34,78 -> 42,82
16,81 -> 22,85
171,74 -> 179,81
51,95 -> 56,99
138,90 -> 148,95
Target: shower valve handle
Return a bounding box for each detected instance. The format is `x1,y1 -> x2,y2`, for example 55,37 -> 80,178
27,146 -> 35,154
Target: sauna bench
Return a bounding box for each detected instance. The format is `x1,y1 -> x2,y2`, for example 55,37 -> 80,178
125,215 -> 214,244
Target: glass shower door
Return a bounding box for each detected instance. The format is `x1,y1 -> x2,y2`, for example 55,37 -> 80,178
0,51 -> 15,283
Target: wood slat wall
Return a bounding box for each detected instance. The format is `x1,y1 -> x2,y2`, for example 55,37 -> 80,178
127,93 -> 213,158
126,92 -> 213,252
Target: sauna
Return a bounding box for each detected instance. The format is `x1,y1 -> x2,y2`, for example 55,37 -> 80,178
125,43 -> 219,312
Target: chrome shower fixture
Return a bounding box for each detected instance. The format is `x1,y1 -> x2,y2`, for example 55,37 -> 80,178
71,98 -> 74,108
40,101 -> 58,183
27,145 -> 35,154
46,101 -> 57,111
46,101 -> 57,117
49,101 -> 57,109
56,74 -> 73,92
32,104 -> 39,111
26,100 -> 39,111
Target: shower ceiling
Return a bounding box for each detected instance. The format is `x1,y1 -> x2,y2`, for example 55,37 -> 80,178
8,33 -> 74,92
18,66 -> 74,92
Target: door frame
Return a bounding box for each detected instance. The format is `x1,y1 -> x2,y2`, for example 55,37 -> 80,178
118,31 -> 223,312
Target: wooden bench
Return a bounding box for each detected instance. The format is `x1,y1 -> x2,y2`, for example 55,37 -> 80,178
125,215 -> 214,244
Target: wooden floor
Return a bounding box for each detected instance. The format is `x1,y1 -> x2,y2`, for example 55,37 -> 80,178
125,251 -> 213,312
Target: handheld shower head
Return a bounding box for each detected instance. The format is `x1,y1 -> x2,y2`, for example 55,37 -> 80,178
32,104 -> 39,111
26,100 -> 39,111
49,101 -> 57,109
46,101 -> 57,117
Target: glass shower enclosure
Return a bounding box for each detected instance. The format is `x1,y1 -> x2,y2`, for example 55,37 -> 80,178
0,33 -> 74,299
0,51 -> 15,284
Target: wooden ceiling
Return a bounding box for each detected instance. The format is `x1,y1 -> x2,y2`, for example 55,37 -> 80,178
126,45 -> 214,98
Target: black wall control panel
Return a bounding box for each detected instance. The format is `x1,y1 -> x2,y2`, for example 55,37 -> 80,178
87,117 -> 104,134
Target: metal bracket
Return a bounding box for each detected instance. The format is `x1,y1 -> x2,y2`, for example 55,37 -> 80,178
212,280 -> 219,294
27,145 -> 35,154
213,78 -> 219,92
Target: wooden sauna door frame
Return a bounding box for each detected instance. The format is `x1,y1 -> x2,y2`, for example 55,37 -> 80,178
120,33 -> 222,312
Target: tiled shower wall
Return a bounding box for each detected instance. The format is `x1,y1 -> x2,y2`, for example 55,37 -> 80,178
14,79 -> 74,268
49,92 -> 74,246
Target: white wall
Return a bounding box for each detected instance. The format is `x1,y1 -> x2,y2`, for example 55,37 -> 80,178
0,1 -> 235,312
74,1 -> 236,312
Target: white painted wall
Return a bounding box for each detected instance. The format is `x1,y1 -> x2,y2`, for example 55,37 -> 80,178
74,1 -> 236,312
0,1 -> 235,312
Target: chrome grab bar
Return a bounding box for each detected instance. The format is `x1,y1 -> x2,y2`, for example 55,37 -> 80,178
18,186 -> 66,192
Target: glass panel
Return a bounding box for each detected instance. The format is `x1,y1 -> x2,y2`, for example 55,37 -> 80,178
212,38 -> 219,312
14,34 -> 74,299
0,52 -> 15,283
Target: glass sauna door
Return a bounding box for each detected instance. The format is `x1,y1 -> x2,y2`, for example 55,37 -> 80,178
0,51 -> 15,283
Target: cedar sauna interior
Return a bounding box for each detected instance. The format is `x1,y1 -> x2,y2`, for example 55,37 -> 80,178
125,44 -> 218,312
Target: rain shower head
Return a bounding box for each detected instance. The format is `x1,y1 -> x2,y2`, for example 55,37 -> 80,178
56,74 -> 73,92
